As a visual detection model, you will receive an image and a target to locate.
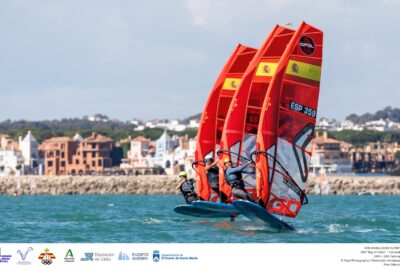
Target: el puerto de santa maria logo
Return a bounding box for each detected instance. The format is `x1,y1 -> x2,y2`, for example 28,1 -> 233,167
153,250 -> 160,262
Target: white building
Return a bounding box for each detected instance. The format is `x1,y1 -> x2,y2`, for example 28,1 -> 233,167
19,130 -> 41,174
131,118 -> 142,126
134,125 -> 145,131
188,119 -> 199,129
0,146 -> 24,176
121,136 -> 156,174
88,114 -> 109,122
152,131 -> 196,176
153,130 -> 179,174
156,120 -> 186,131
388,120 -> 400,131
73,133 -> 84,141
365,119 -> 389,132
337,120 -> 364,131
172,136 -> 196,176
145,121 -> 156,129
316,118 -> 338,131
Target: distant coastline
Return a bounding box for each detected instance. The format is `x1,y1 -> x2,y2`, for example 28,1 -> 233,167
1,175 -> 399,196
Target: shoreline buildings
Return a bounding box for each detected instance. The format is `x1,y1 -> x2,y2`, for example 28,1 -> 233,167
1,122 -> 400,176
310,131 -> 353,174
40,133 -> 114,176
121,130 -> 196,176
0,132 -> 41,176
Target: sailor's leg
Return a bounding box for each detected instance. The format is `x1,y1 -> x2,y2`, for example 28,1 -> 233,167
185,195 -> 197,204
220,191 -> 229,203
232,187 -> 255,202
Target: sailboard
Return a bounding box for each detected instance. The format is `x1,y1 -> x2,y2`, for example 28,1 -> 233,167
255,22 -> 323,218
218,25 -> 296,202
192,200 -> 240,214
194,44 -> 257,202
173,205 -> 237,218
232,200 -> 294,231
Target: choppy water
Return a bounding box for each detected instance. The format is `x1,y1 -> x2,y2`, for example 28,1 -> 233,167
0,195 -> 399,243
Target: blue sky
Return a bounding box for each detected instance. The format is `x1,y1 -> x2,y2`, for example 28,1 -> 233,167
0,0 -> 399,121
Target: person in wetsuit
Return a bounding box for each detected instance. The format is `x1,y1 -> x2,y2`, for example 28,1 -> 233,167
176,171 -> 199,204
204,158 -> 228,203
223,158 -> 255,202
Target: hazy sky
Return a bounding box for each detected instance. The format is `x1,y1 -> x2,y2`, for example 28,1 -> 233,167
0,0 -> 399,121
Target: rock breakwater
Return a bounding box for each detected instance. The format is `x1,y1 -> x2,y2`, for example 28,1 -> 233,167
0,175 -> 399,195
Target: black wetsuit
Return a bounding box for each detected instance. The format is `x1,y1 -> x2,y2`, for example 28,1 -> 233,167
206,165 -> 219,193
224,163 -> 255,202
179,179 -> 198,204
206,165 -> 228,202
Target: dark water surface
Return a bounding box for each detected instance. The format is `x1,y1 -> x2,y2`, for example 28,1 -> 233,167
1,195 -> 399,243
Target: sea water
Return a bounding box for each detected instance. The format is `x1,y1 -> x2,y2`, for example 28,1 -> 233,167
0,195 -> 399,243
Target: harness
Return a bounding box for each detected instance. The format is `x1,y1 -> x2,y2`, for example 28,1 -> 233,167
180,180 -> 196,197
206,166 -> 219,186
230,180 -> 245,190
225,168 -> 243,186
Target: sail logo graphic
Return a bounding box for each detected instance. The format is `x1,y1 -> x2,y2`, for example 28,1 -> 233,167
153,250 -> 160,262
64,249 -> 75,263
118,252 -> 130,260
38,248 -> 56,265
299,35 -> 315,55
16,247 -> 33,265
0,248 -> 12,263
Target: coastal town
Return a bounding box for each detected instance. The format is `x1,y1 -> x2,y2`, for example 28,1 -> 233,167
1,112 -> 400,178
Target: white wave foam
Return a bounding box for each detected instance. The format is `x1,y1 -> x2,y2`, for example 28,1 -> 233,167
354,228 -> 387,233
242,225 -> 267,231
327,224 -> 347,233
143,218 -> 162,224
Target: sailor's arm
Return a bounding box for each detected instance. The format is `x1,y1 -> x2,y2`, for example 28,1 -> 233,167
238,161 -> 255,174
205,160 -> 219,171
176,179 -> 186,190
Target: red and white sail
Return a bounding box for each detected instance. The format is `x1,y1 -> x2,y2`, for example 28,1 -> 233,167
195,44 -> 257,201
218,26 -> 296,202
256,22 -> 324,217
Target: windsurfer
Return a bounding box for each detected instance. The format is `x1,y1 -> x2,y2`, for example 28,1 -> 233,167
176,171 -> 199,204
223,158 -> 255,202
205,158 -> 228,203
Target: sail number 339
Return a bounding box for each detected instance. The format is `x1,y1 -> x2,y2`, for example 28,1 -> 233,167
290,101 -> 316,118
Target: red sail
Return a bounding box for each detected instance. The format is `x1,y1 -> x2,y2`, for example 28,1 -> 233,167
256,22 -> 323,218
195,44 -> 257,201
218,26 -> 295,202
